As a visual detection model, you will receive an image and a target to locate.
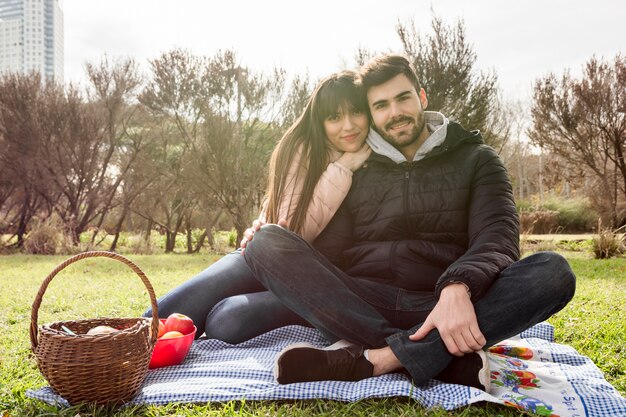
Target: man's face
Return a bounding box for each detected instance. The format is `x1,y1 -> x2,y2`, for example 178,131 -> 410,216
366,74 -> 428,152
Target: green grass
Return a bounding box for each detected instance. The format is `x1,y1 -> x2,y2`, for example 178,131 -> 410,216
1,252 -> 624,416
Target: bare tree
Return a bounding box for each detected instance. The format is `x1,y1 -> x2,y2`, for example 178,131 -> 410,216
396,16 -> 504,148
0,148 -> 15,229
139,49 -> 206,252
497,100 -> 533,200
23,57 -> 145,244
0,60 -> 146,249
355,15 -> 505,149
0,73 -> 55,246
141,49 -> 287,245
529,54 -> 626,227
127,113 -> 197,253
82,57 -> 146,246
192,50 -> 286,243
279,73 -> 312,128
105,105 -> 158,251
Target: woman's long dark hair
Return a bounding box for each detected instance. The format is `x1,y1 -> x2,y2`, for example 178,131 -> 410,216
264,70 -> 367,234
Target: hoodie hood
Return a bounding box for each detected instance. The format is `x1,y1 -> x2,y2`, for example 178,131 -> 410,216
366,111 -> 449,164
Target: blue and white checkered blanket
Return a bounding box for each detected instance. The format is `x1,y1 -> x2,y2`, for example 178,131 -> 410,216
27,323 -> 626,416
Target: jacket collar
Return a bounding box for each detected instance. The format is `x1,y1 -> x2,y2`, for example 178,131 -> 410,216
366,111 -> 449,164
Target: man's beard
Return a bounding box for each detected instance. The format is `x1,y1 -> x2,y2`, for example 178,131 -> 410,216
379,112 -> 426,151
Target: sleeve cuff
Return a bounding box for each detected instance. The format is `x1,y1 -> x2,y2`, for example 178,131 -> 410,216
437,278 -> 473,300
331,161 -> 354,177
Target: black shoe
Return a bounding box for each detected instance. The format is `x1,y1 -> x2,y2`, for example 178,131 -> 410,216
273,343 -> 374,384
435,350 -> 491,391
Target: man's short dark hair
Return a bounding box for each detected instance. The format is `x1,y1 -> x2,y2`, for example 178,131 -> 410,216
359,54 -> 421,92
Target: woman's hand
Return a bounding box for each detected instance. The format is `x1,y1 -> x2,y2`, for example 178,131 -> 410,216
240,219 -> 263,250
336,143 -> 371,172
240,219 -> 289,251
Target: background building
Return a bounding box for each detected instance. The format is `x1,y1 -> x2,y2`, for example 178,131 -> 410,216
0,0 -> 63,81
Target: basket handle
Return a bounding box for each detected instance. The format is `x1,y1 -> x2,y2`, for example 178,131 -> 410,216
30,251 -> 159,350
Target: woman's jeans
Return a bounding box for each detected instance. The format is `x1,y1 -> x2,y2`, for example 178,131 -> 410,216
244,225 -> 577,385
143,250 -> 309,343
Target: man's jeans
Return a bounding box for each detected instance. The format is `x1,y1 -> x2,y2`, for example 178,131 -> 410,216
144,250 -> 308,343
244,225 -> 576,385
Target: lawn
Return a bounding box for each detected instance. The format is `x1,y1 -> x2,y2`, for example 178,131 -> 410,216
0,252 -> 624,416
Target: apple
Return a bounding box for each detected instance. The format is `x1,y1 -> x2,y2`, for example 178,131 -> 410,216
164,313 -> 195,335
86,325 -> 117,335
160,330 -> 184,339
157,320 -> 167,338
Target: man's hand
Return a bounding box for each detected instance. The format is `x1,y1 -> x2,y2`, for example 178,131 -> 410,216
240,219 -> 289,250
409,284 -> 486,356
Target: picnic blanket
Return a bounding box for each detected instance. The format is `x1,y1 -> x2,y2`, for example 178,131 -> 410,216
28,322 -> 626,416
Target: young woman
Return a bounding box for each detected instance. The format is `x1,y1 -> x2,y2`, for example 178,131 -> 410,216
146,71 -> 370,343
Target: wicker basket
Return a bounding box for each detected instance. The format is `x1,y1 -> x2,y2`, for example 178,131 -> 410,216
30,251 -> 159,405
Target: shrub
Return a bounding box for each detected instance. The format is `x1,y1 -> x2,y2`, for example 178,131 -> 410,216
127,234 -> 155,255
516,199 -> 534,212
592,221 -> 625,259
209,230 -> 237,254
23,214 -> 69,255
556,239 -> 592,252
519,210 -> 559,234
542,197 -> 597,233
520,237 -> 557,256
0,238 -> 17,254
227,230 -> 237,248
517,197 -> 598,233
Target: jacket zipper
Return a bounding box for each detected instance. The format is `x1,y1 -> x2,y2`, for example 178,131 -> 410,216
403,162 -> 412,235
390,163 -> 412,280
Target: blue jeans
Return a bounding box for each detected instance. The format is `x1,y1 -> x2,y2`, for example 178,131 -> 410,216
244,225 -> 576,385
144,250 -> 309,343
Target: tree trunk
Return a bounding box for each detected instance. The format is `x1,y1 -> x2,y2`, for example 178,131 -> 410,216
16,208 -> 28,248
165,211 -> 186,253
109,204 -> 129,252
516,149 -> 524,200
91,211 -> 107,244
110,231 -> 121,252
234,221 -> 246,249
186,217 -> 193,254
68,215 -> 80,246
144,218 -> 153,242
165,231 -> 176,253
207,228 -> 215,248
194,209 -> 223,253
193,230 -> 207,253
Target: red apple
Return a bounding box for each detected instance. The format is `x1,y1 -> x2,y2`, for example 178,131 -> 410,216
160,330 -> 184,339
164,313 -> 195,335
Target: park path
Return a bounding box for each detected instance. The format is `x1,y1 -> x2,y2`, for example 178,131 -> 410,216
523,234 -> 594,241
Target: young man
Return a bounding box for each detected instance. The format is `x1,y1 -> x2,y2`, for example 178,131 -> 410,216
243,54 -> 576,390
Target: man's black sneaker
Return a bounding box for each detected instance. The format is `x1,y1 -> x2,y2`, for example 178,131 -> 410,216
273,343 -> 374,384
435,350 -> 491,391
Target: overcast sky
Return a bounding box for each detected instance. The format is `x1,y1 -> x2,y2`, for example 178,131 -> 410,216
63,0 -> 625,102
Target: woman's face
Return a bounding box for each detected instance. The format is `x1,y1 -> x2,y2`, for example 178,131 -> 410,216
323,103 -> 369,153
